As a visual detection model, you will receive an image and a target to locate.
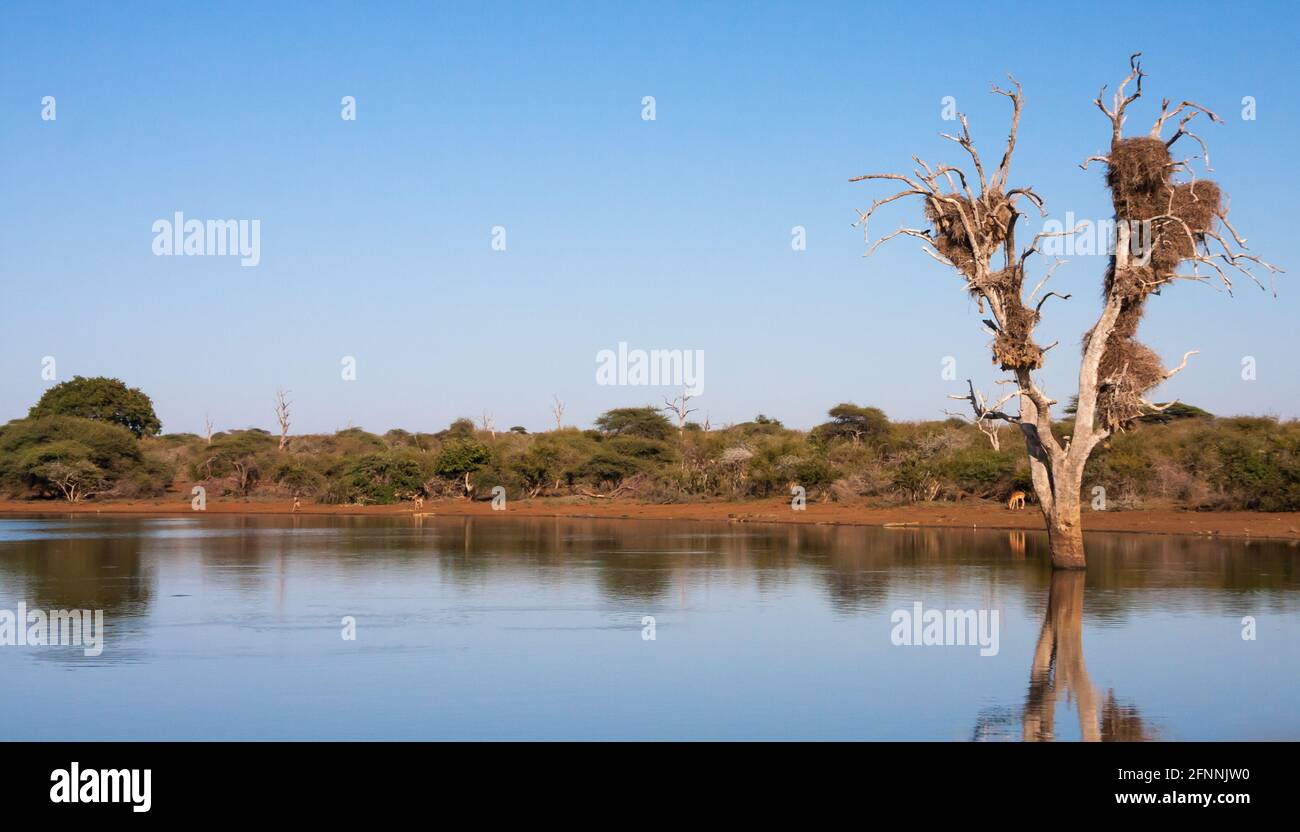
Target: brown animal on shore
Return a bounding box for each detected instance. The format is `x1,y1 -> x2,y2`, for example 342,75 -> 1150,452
1007,490 -> 1026,511
292,497 -> 301,513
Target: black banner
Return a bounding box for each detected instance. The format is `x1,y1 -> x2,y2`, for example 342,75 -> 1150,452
1,741 -> 1279,818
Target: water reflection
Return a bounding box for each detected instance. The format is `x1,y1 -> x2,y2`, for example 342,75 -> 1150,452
1022,571 -> 1151,741
0,515 -> 1295,739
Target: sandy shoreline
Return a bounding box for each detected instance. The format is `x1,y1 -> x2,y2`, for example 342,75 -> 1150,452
2,495 -> 1298,542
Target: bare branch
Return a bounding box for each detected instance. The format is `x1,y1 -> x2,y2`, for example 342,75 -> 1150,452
1026,257 -> 1068,303
1094,52 -> 1145,144
1164,349 -> 1199,380
1152,99 -> 1223,138
1035,291 -> 1072,314
991,75 -> 1024,190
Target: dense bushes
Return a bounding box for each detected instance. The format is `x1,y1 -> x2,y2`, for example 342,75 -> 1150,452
323,450 -> 431,505
0,416 -> 171,499
3,392 -> 1298,510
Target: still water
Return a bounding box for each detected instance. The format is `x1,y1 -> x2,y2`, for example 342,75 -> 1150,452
0,514 -> 1296,740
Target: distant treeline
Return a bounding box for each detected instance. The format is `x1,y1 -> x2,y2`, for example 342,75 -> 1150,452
1,377 -> 1297,511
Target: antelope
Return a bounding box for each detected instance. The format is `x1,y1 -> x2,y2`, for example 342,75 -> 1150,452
1007,490 -> 1026,511
292,496 -> 301,513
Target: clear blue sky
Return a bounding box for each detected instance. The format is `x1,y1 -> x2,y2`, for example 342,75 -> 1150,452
2,1 -> 1297,434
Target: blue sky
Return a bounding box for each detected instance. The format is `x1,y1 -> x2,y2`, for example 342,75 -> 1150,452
2,1 -> 1297,434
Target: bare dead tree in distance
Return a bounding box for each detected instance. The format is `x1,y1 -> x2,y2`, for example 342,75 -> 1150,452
551,394 -> 565,431
852,55 -> 1278,569
662,389 -> 698,435
275,389 -> 291,451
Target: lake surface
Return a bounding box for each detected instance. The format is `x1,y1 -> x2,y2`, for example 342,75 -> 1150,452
0,514 -> 1296,740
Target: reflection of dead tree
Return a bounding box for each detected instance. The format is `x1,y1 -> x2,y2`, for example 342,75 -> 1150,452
973,571 -> 1151,742
1024,571 -> 1099,741
1022,571 -> 1153,742
275,389 -> 291,451
662,390 -> 697,434
551,395 -> 565,431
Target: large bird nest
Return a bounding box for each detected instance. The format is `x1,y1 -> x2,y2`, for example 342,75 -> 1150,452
1107,136 -> 1221,278
1145,180 -> 1221,274
925,191 -> 1014,276
1096,337 -> 1167,430
1105,264 -> 1162,302
991,301 -> 1043,371
1108,137 -> 1174,219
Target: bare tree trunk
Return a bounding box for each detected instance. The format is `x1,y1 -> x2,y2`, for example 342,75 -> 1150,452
1044,491 -> 1086,570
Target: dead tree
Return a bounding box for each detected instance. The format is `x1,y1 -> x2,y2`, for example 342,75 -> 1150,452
275,389 -> 291,451
480,410 -> 496,439
204,414 -> 214,445
662,389 -> 697,435
853,55 -> 1277,569
551,395 -> 565,431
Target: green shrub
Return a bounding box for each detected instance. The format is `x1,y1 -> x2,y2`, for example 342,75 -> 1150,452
324,450 -> 430,504
0,416 -> 155,500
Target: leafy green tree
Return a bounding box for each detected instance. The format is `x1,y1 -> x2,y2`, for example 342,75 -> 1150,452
576,450 -> 643,487
815,403 -> 891,446
190,429 -> 278,495
29,376 -> 161,437
0,416 -> 152,499
435,440 -> 491,494
439,418 -> 477,440
594,407 -> 673,440
511,443 -> 561,496
328,451 -> 430,504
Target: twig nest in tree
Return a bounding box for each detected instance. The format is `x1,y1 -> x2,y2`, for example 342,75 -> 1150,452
990,300 -> 1043,370
1107,265 -> 1160,302
1168,180 -> 1221,235
924,191 -> 1013,276
1107,137 -> 1173,203
1096,337 -> 1167,430
992,335 -> 1044,371
1111,296 -> 1147,338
